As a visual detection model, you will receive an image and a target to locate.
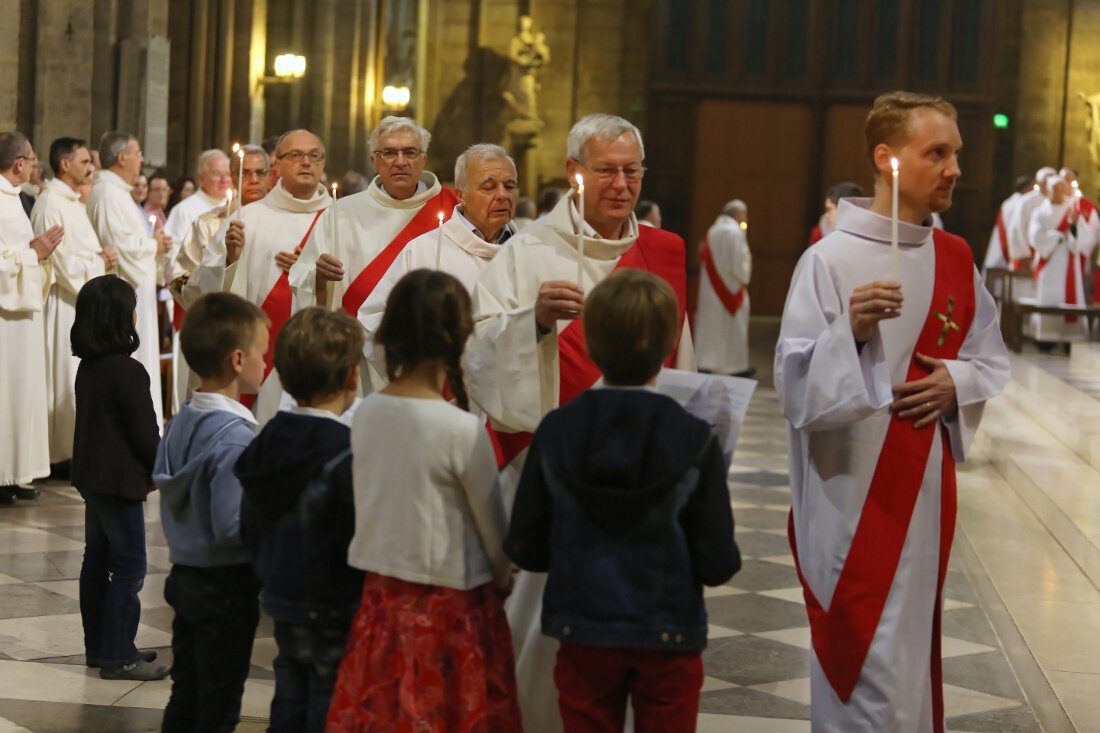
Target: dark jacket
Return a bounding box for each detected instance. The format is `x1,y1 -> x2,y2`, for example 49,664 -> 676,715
234,412 -> 363,626
72,353 -> 160,500
505,388 -> 740,652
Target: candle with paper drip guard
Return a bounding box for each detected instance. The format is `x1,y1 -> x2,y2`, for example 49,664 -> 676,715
890,156 -> 899,280
330,183 -> 339,255
575,173 -> 585,283
435,211 -> 445,270
233,144 -> 244,219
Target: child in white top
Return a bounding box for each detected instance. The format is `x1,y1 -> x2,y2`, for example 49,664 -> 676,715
327,269 -> 520,732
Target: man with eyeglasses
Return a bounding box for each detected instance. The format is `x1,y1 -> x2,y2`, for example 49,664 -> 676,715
31,138 -> 111,477
465,113 -> 694,732
164,150 -> 232,287
0,131 -> 62,504
87,131 -> 170,430
191,129 -> 332,424
358,143 -> 519,388
289,116 -> 458,324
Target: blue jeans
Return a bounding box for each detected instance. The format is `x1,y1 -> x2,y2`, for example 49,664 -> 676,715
269,620 -> 351,733
79,492 -> 148,668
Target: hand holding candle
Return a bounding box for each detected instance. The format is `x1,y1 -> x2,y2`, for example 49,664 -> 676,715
575,173 -> 585,284
435,211 -> 444,270
890,156 -> 899,281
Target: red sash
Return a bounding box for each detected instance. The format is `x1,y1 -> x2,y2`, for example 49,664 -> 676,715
339,189 -> 459,316
490,227 -> 688,468
240,209 -> 325,408
172,302 -> 186,331
1033,207 -> 1086,322
788,229 -> 976,706
700,237 -> 746,316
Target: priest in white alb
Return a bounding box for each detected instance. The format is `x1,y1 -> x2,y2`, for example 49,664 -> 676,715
1027,175 -> 1097,347
775,92 -> 1009,732
0,131 -> 61,502
87,131 -> 170,429
289,116 -> 458,322
358,142 -> 517,387
466,114 -> 694,733
164,149 -> 231,286
30,137 -> 111,469
1005,167 -> 1055,304
694,198 -> 753,377
190,130 -> 331,424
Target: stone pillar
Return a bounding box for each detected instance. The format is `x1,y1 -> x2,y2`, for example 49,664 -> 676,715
248,0 -> 269,144
0,0 -> 22,131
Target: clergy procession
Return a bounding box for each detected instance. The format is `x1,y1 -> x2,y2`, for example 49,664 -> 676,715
0,84 -> 1020,732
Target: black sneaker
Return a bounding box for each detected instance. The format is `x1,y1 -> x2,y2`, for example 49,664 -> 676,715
99,658 -> 170,681
87,650 -> 157,669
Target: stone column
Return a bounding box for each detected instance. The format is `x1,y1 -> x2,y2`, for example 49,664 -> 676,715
0,0 -> 22,131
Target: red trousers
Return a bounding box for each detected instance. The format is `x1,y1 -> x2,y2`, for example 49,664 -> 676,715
554,642 -> 704,733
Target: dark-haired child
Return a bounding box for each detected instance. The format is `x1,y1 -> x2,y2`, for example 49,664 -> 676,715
234,307 -> 365,733
327,269 -> 521,732
506,269 -> 741,732
153,291 -> 269,733
70,274 -> 167,681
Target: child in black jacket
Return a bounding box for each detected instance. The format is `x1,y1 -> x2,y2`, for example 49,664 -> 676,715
506,269 -> 741,732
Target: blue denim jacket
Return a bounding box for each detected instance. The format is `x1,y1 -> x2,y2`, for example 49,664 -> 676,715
505,388 -> 740,652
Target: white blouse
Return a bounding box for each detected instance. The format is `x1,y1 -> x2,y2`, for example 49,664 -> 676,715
348,393 -> 510,590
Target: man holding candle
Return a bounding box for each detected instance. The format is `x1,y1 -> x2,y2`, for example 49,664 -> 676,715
775,91 -> 1009,732
30,138 -> 111,473
190,129 -> 331,424
357,143 -> 518,388
288,116 -> 458,320
87,131 -> 170,429
465,113 -> 693,732
164,150 -> 231,287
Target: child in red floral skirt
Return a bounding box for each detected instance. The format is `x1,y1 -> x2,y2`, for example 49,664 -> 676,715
326,269 -> 521,732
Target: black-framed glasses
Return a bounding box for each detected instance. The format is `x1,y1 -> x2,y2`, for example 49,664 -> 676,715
373,147 -> 423,162
238,167 -> 270,178
278,150 -> 325,163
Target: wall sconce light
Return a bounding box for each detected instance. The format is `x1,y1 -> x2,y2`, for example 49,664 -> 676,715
273,54 -> 307,79
382,85 -> 411,109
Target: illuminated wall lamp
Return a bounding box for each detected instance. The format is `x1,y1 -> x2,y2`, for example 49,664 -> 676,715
259,54 -> 307,88
382,85 -> 411,109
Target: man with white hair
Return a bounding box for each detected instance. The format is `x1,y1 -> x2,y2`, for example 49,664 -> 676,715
164,149 -> 231,286
466,113 -> 694,732
1005,167 -> 1056,307
1028,174 -> 1096,348
695,199 -> 753,376
0,131 -> 62,503
87,131 -> 169,429
1059,166 -> 1100,302
358,143 -> 517,387
31,138 -> 112,470
289,116 -> 458,318
190,130 -> 331,423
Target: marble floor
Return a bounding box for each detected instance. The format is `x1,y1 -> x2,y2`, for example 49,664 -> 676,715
0,326 -> 1097,731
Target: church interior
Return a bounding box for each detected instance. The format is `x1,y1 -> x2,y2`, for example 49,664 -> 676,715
3,0 -> 1100,730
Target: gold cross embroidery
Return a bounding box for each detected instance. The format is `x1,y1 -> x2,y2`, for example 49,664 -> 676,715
935,296 -> 960,347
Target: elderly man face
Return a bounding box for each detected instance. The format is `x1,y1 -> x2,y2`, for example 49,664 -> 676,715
371,128 -> 427,201
565,132 -> 645,238
199,154 -> 231,199
274,131 -> 325,198
115,138 -> 144,184
235,152 -> 271,206
459,156 -> 518,240
9,143 -> 37,185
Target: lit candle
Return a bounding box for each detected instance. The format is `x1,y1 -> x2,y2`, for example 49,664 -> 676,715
148,214 -> 157,235
890,156 -> 899,280
575,173 -> 585,284
331,183 -> 339,253
435,211 -> 445,270
235,146 -> 245,219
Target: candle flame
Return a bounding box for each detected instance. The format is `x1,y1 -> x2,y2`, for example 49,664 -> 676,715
231,142 -> 240,154
226,190 -> 234,202
238,149 -> 245,160
890,157 -> 899,172
575,173 -> 584,189
740,221 -> 748,231
438,211 -> 444,224
148,215 -> 156,226
331,183 -> 338,196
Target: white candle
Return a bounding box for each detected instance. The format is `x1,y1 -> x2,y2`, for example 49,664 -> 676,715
148,214 -> 157,234
236,148 -> 245,219
575,173 -> 585,284
890,157 -> 899,280
331,183 -> 339,253
225,189 -> 234,216
435,211 -> 445,269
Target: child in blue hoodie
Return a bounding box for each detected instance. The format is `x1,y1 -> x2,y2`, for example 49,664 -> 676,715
505,269 -> 741,733
153,292 -> 269,733
234,307 -> 364,733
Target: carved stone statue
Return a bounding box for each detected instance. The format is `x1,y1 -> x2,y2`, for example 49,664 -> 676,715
504,15 -> 550,124
1080,91 -> 1100,175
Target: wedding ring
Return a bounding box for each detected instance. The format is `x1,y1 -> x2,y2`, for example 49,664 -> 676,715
925,402 -> 933,411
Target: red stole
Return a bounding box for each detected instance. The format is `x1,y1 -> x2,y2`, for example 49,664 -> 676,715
1033,206 -> 1086,323
491,226 -> 687,468
787,229 -> 976,708
700,237 -> 747,316
339,189 -> 459,316
240,209 -> 325,408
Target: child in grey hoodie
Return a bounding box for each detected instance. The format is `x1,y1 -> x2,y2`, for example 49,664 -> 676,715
153,292 -> 269,733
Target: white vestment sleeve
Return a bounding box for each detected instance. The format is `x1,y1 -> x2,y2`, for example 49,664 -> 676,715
1029,212 -> 1063,260
0,242 -> 46,313
288,208 -> 331,312
88,193 -> 157,287
183,217 -> 232,307
31,201 -> 103,297
939,268 -> 1010,461
775,252 -> 893,431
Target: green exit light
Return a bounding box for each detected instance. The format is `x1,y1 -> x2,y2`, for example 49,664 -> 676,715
993,113 -> 1010,129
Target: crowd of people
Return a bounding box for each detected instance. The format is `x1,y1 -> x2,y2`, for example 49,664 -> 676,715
0,91 -> 1013,733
